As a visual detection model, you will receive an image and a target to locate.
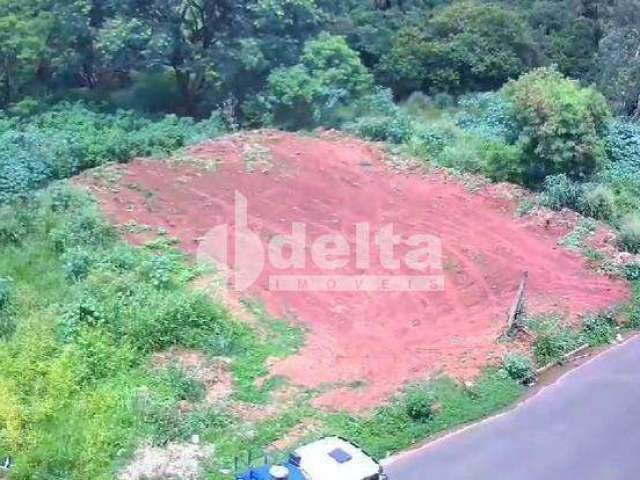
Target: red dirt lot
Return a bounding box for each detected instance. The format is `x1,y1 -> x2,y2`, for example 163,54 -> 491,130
82,131 -> 630,412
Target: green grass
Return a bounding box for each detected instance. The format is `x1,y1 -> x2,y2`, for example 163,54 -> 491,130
323,370 -> 523,459
232,299 -> 305,404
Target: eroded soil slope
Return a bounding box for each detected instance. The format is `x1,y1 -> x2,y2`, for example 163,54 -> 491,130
82,131 -> 629,411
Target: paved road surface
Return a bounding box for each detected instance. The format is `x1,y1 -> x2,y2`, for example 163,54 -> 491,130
385,336 -> 640,480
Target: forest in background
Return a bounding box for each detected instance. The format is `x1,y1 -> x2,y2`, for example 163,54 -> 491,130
2,0 -> 640,118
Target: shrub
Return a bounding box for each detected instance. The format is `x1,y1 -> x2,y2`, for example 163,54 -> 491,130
502,353 -> 535,384
579,183 -> 616,221
480,140 -> 523,182
50,208 -> 116,253
0,103 -> 228,204
404,387 -> 435,421
0,277 -> 14,339
0,205 -> 31,246
405,121 -> 457,159
343,88 -> 413,144
528,316 -> 583,366
540,174 -> 584,211
581,310 -> 617,346
503,67 -> 611,186
434,133 -> 520,181
618,213 -> 640,253
436,134 -> 487,173
604,120 -> 640,170
62,248 -> 96,281
432,92 -> 455,109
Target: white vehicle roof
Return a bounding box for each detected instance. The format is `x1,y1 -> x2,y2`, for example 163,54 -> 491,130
294,437 -> 379,480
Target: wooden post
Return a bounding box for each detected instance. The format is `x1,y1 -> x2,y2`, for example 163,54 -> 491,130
506,271 -> 528,333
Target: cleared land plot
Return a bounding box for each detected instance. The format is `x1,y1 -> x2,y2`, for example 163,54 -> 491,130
82,131 -> 629,411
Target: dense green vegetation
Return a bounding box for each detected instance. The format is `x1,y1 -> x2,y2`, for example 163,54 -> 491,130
0,185 -> 309,479
2,0 -> 640,478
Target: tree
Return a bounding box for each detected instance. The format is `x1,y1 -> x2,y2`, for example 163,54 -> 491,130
0,1 -> 53,106
262,33 -> 373,129
379,1 -> 537,96
503,67 -> 611,185
98,0 -> 325,115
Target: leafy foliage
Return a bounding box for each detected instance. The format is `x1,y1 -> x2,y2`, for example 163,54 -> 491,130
618,213 -> 640,253
262,33 -> 374,129
343,88 -> 412,143
527,315 -> 583,366
503,67 -> 611,186
327,370 -> 523,459
0,103 -> 227,203
379,1 -> 536,95
0,185 -> 291,479
581,310 -> 618,347
502,353 -> 535,385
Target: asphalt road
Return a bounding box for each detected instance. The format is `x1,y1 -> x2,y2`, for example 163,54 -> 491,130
385,335 -> 640,480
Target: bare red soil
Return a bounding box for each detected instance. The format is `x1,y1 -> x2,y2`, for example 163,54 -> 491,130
83,131 -> 629,412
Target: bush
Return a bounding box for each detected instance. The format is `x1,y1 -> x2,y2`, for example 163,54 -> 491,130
581,310 -> 617,346
0,205 -> 32,246
618,213 -> 640,253
480,140 -> 523,182
0,277 -> 14,339
528,316 -> 583,366
404,387 -> 435,421
502,353 -> 535,384
344,89 -> 413,144
50,207 -> 116,253
62,248 -> 96,281
540,174 -> 584,211
432,92 -> 455,109
579,183 -> 616,221
405,121 -> 457,159
503,67 -> 611,186
0,103 -> 228,204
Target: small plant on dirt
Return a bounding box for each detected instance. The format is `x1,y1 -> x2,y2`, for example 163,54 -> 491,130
502,353 -> 535,385
404,386 -> 436,421
559,218 -> 597,252
581,310 -> 618,346
515,199 -> 535,217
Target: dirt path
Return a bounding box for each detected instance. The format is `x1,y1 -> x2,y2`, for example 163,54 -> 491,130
82,131 -> 629,412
